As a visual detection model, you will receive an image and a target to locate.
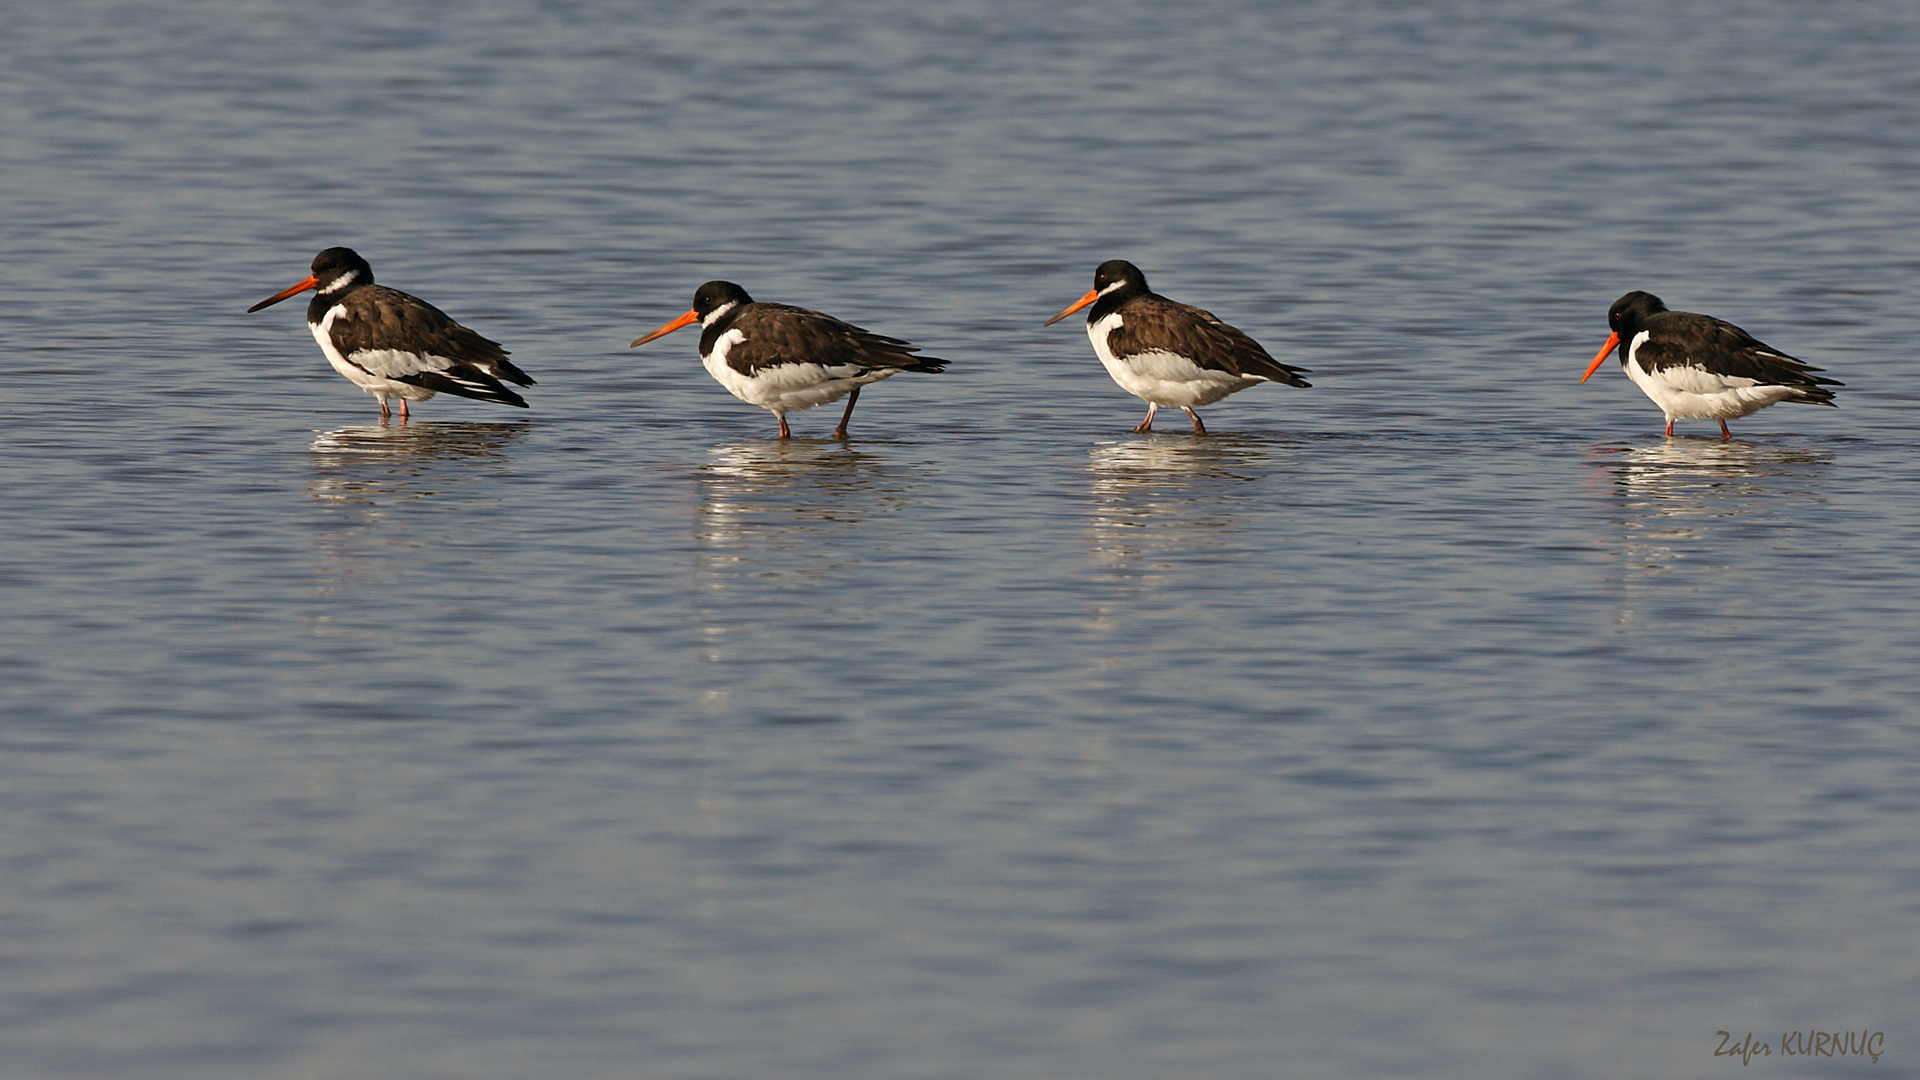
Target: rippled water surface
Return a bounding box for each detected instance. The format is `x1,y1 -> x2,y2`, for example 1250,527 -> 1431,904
5,2 -> 1920,1077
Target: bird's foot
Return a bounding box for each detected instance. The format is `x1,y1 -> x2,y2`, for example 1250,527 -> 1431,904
832,389 -> 859,441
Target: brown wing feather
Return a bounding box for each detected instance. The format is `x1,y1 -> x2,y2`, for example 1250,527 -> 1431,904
330,285 -> 535,387
1637,312 -> 1839,401
1107,295 -> 1310,387
724,303 -> 946,378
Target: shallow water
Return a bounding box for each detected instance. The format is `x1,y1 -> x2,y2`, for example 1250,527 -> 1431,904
4,1 -> 1919,1077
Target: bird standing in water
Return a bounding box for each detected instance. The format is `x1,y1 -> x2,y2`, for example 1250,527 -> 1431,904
249,247 -> 534,419
630,280 -> 945,439
1044,259 -> 1309,434
1580,290 -> 1838,439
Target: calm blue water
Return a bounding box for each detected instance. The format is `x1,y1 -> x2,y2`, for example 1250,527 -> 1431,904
4,1 -> 1919,1077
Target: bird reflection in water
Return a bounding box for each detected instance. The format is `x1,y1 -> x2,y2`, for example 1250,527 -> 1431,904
306,422 -> 529,588
303,422 -> 531,666
308,421 -> 529,506
1590,438 -> 1832,616
695,440 -> 912,584
1085,436 -> 1275,572
690,441 -> 922,694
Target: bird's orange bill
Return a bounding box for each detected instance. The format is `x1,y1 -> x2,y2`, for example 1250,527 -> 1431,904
1043,288 -> 1099,327
1580,331 -> 1620,383
629,308 -> 700,348
248,274 -> 320,313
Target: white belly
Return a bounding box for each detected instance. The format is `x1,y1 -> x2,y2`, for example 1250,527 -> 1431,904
1089,313 -> 1262,408
701,329 -> 897,415
1623,332 -> 1794,421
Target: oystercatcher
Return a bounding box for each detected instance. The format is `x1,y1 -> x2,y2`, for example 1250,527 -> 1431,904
248,247 -> 534,419
629,280 -> 945,439
1581,290 -> 1839,439
1043,260 -> 1310,434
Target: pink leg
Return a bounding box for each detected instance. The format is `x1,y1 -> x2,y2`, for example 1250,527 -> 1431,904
379,397 -> 392,420
400,398 -> 410,420
1183,407 -> 1208,435
1664,418 -> 1674,437
1133,403 -> 1158,434
777,414 -> 792,439
832,388 -> 860,440
1719,420 -> 1732,440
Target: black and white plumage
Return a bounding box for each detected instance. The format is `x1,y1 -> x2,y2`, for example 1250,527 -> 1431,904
1043,260 -> 1310,434
248,247 -> 534,419
629,280 -> 945,439
1581,291 -> 1840,439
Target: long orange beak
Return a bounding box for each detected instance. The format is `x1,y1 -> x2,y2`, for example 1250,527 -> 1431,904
1043,288 -> 1099,327
248,274 -> 319,313
1580,331 -> 1620,383
630,308 -> 700,348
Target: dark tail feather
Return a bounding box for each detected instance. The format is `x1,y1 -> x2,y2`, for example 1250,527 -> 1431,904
408,370 -> 531,408
1253,361 -> 1311,388
490,357 -> 537,387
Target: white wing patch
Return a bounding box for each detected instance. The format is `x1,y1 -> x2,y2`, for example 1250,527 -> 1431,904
348,348 -> 455,379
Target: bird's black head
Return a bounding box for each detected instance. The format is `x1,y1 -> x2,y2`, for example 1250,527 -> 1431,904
1607,290 -> 1668,338
1093,259 -> 1148,295
1044,259 -> 1152,327
629,280 -> 756,348
692,280 -> 753,318
248,246 -> 373,313
311,247 -> 374,295
1580,290 -> 1669,383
